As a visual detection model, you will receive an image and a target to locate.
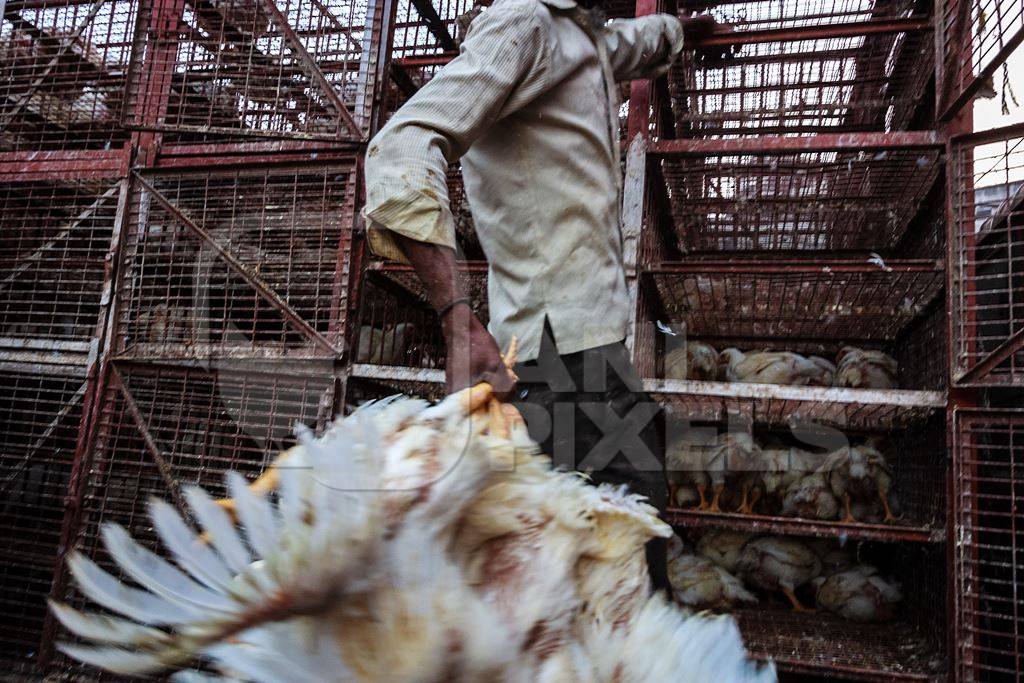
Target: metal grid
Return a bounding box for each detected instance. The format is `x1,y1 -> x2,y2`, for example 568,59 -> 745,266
672,0 -> 933,137
0,365 -> 87,674
113,161 -> 356,360
953,410 -> 1024,681
0,178 -> 119,347
938,0 -> 1024,120
657,147 -> 942,253
737,549 -> 946,680
351,272 -> 447,367
0,0 -> 139,151
950,126 -> 1024,386
129,0 -> 374,142
644,261 -> 945,342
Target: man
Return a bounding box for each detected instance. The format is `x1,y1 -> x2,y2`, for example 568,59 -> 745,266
363,0 -> 724,590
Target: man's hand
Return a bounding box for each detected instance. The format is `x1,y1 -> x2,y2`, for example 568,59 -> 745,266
442,303 -> 516,396
679,13 -> 735,64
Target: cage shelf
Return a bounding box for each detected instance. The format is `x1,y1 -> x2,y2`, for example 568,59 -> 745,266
737,604 -> 943,681
650,139 -> 942,253
667,507 -> 943,544
671,0 -> 934,137
646,378 -> 944,431
644,260 -> 944,342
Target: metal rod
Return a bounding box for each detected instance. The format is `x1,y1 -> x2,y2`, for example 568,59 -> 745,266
693,16 -> 932,47
651,131 -> 942,155
940,26 -> 1024,123
259,0 -> 365,140
109,365 -> 191,517
956,328 -> 1024,385
409,0 -> 458,52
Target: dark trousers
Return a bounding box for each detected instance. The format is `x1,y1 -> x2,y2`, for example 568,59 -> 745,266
512,326 -> 670,592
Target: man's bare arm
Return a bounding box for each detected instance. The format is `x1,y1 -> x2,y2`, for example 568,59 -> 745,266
392,234 -> 515,395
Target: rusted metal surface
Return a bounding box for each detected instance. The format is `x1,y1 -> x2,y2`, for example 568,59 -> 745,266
651,131 -> 942,154
949,126 -> 1024,386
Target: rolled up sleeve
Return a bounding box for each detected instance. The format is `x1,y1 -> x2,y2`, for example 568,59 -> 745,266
602,14 -> 684,82
363,1 -> 550,263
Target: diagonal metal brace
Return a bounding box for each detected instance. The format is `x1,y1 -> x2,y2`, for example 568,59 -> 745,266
110,364 -> 191,518
133,173 -> 340,356
410,0 -> 458,52
259,0 -> 364,140
957,328 -> 1024,385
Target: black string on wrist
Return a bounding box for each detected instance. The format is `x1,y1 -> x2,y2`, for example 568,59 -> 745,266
436,297 -> 471,318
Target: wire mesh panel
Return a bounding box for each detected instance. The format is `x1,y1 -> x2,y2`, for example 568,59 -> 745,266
129,0 -> 375,142
0,0 -> 139,151
735,545 -> 946,679
113,161 -> 356,360
0,364 -> 88,675
938,0 -> 1024,120
672,0 -> 933,137
645,262 -> 945,341
0,177 -> 119,347
950,127 -> 1024,386
657,146 -> 942,253
954,410 -> 1024,681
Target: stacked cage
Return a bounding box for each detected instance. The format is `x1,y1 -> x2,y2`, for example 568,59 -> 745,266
630,1 -> 951,679
0,0 -> 393,677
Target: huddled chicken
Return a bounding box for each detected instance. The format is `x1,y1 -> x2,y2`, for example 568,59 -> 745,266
667,535 -> 756,612
51,382 -> 776,682
812,564 -> 903,622
668,430 -> 902,526
661,341 -> 900,390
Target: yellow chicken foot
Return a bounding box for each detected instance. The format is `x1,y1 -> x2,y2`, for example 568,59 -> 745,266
738,487 -> 761,515
736,482 -> 751,514
782,587 -> 815,613
696,483 -> 708,510
879,485 -> 899,524
841,492 -> 856,523
708,484 -> 725,513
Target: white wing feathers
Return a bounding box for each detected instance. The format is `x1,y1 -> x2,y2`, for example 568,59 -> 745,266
53,392 -> 776,682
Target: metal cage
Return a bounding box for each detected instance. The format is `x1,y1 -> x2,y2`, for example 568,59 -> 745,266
953,409 -> 1024,681
950,124 -> 1024,386
112,160 -> 357,361
671,0 -> 934,137
127,0 -> 381,142
0,0 -> 140,152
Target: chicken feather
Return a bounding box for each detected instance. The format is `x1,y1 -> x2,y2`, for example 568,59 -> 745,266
54,390 -> 775,682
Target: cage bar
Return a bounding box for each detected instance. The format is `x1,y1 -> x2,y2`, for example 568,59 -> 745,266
112,161 -> 357,360
938,0 -> 1024,121
0,176 -> 121,348
949,124 -> 1024,386
953,409 -> 1024,681
0,0 -> 140,151
671,0 -> 934,137
652,141 -> 943,253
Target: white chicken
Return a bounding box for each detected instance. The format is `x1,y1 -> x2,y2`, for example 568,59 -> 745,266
834,347 -> 899,389
759,446 -> 828,514
664,340 -> 720,380
695,529 -> 757,574
719,349 -> 835,387
737,536 -> 822,612
355,322 -> 414,364
822,442 -> 899,523
780,472 -> 840,521
812,564 -> 903,622
51,382 -> 776,682
668,553 -> 758,612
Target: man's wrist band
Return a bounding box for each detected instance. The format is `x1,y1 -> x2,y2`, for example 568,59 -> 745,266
437,297 -> 471,318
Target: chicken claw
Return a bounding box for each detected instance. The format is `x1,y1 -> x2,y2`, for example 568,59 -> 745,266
696,483 -> 709,510
782,587 -> 815,613
841,492 -> 856,523
879,484 -> 899,524
708,484 -> 725,513
738,487 -> 761,515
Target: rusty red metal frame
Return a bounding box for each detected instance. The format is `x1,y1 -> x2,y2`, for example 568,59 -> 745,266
647,259 -> 943,273
651,131 -> 942,155
697,15 -> 932,47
